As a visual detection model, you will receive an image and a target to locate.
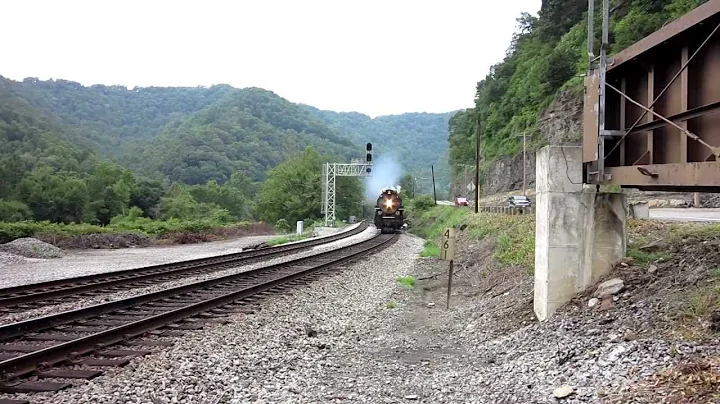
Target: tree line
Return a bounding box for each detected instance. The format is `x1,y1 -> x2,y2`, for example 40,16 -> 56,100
447,0 -> 708,182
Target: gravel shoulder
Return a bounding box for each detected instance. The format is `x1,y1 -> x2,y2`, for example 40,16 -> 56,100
3,228 -> 717,403
0,235 -> 276,289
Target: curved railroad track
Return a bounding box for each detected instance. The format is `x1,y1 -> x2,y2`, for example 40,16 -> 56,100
0,222 -> 368,312
0,229 -> 396,402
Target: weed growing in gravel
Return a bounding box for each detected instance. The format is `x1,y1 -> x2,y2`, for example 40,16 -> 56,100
420,240 -> 439,257
386,301 -> 397,309
627,249 -> 671,264
681,287 -> 720,319
397,276 -> 416,289
266,232 -> 311,246
628,219 -> 720,248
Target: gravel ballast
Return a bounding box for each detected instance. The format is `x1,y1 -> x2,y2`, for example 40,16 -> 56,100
0,251 -> 29,267
0,226 -> 378,325
1,229 -> 711,403
0,234 -> 283,289
0,237 -> 64,259
0,233 -> 423,404
0,225 -> 365,289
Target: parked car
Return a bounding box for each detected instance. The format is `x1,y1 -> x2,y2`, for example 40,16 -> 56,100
507,195 -> 531,208
454,197 -> 469,206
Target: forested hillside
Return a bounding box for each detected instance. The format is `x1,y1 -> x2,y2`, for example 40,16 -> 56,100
0,78 -> 254,225
448,0 -> 708,185
303,106 -> 455,194
0,75 -> 454,230
126,88 -> 360,184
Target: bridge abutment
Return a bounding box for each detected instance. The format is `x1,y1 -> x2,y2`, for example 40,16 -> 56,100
534,146 -> 627,321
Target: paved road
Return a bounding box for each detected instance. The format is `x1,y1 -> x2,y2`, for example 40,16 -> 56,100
437,202 -> 720,223
649,208 -> 720,222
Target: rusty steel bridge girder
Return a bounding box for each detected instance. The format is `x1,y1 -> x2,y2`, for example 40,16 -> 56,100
583,0 -> 720,192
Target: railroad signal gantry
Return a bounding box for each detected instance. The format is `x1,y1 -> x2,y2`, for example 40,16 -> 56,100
321,143 -> 373,227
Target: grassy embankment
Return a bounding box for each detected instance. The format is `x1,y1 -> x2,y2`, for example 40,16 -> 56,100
407,201 -> 535,271
407,199 -> 720,275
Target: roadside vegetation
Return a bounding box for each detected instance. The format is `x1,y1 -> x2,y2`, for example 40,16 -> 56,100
0,217 -> 272,248
406,196 -> 720,276
406,197 -> 535,271
265,218 -> 354,246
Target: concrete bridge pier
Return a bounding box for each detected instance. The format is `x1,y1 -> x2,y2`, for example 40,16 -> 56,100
534,146 -> 627,321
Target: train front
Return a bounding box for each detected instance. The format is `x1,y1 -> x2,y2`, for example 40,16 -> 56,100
374,188 -> 405,233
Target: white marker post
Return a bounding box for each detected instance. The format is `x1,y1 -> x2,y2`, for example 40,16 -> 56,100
440,228 -> 456,309
296,221 -> 304,235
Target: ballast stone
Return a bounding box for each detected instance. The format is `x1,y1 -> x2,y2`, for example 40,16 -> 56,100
594,278 -> 624,299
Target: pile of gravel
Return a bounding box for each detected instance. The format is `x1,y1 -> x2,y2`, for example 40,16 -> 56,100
0,238 -> 64,259
0,252 -> 27,267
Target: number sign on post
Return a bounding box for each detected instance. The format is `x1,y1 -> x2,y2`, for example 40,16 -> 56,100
440,228 -> 455,261
440,228 -> 456,309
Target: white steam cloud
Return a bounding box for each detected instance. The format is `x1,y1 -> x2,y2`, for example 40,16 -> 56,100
364,155 -> 402,200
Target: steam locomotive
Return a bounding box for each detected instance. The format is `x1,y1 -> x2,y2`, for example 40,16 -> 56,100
374,188 -> 405,234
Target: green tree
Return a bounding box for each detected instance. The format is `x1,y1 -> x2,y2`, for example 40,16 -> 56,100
85,161 -> 135,224
188,179 -> 249,220
399,174 -> 415,199
447,0 -> 706,184
255,146 -> 362,224
16,167 -> 89,223
130,179 -> 164,219
0,200 -> 33,222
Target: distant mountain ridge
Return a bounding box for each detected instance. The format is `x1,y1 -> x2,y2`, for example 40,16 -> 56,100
301,105 -> 456,193
1,75 -> 454,189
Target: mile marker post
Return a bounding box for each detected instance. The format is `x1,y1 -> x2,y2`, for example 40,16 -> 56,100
440,228 -> 456,309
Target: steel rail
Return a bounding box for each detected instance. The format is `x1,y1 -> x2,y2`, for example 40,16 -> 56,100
0,231 -> 394,381
0,222 -> 368,308
0,226 -> 372,341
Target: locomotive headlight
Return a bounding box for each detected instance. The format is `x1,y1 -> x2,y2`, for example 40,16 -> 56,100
384,198 -> 393,209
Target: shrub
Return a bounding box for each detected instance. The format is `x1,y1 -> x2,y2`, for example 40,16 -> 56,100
410,195 -> 436,212
0,200 -> 33,223
275,219 -> 291,233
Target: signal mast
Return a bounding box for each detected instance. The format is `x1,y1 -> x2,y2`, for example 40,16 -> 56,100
321,143 -> 373,227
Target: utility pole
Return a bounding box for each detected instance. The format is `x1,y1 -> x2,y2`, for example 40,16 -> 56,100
475,116 -> 481,214
431,165 -> 437,205
516,131 -> 530,196
463,166 -> 468,199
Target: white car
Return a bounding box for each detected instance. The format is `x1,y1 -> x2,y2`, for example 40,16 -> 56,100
507,195 -> 531,208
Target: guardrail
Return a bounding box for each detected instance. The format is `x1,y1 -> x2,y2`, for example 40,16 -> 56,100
477,205 -> 535,215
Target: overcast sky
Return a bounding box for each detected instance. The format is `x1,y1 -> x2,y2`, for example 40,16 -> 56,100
2,0 -> 540,117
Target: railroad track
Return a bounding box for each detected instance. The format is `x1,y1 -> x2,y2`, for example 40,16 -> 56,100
0,230 -> 395,403
0,222 -> 368,312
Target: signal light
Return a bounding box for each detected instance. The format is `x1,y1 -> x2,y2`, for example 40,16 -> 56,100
366,143 -> 372,152
366,153 -> 372,162
366,167 -> 371,174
